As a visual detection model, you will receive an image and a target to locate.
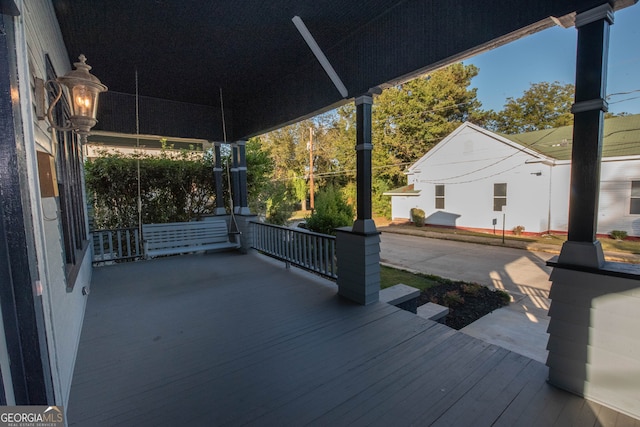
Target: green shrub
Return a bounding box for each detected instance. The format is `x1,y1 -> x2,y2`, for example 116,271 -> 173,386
410,208 -> 425,227
496,289 -> 511,304
265,181 -> 295,226
462,283 -> 482,296
443,290 -> 464,306
610,230 -> 628,240
512,225 -> 525,235
85,149 -> 216,229
305,185 -> 354,235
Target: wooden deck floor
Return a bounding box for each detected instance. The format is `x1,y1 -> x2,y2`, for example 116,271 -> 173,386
68,252 -> 639,426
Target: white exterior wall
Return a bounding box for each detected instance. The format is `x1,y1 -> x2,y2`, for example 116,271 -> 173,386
390,194 -> 419,220
547,158 -> 640,237
392,123 -> 640,237
548,162 -> 571,232
597,157 -> 640,237
14,0 -> 91,407
404,124 -> 554,233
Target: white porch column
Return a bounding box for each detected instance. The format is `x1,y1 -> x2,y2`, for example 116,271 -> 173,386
547,4 -> 640,419
336,94 -> 380,305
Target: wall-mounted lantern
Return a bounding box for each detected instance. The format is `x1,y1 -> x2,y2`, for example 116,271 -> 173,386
41,54 -> 107,143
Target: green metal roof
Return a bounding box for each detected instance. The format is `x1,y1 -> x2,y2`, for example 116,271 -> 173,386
383,184 -> 420,196
501,114 -> 640,160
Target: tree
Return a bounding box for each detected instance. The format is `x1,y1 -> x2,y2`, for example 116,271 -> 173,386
305,185 -> 354,235
260,119 -> 314,210
372,63 -> 487,190
489,81 -> 575,134
253,63 -> 487,221
245,137 -> 275,215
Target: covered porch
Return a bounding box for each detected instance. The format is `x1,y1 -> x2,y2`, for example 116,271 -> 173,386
67,252 -> 636,426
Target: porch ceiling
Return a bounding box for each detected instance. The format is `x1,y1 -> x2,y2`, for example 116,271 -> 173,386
52,0 -> 630,140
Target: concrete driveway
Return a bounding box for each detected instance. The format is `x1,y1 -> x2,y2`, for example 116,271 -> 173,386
380,232 -> 553,363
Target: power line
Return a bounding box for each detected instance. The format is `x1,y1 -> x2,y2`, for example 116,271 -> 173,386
609,95 -> 640,105
607,88 -> 640,98
270,161 -> 413,183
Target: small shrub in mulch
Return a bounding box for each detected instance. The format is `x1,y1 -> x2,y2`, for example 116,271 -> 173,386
418,281 -> 510,330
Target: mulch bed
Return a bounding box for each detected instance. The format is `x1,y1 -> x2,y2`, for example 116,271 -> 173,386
417,281 -> 510,330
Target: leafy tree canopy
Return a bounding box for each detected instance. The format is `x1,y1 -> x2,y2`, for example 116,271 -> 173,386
252,63 -> 488,220
488,81 -> 575,134
305,185 -> 354,235
374,63 -> 485,164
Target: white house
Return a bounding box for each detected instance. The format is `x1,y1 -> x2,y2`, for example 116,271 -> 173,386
387,115 -> 640,237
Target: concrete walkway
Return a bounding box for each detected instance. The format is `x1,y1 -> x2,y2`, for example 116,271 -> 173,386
380,228 -> 640,363
379,232 -> 553,362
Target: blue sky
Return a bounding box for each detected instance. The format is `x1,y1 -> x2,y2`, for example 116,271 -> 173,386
466,4 -> 640,115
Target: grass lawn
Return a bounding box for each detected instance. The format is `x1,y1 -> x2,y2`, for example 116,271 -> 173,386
379,264 -> 511,329
380,264 -> 444,291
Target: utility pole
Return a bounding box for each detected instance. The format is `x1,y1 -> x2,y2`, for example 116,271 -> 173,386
309,127 -> 315,211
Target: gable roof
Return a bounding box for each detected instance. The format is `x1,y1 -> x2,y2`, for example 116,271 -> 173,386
407,121 -> 553,174
383,184 -> 420,196
501,114 -> 640,160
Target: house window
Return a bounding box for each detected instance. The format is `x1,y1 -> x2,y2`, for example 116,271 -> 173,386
47,56 -> 88,289
631,181 -> 640,214
435,185 -> 444,209
494,183 -> 507,211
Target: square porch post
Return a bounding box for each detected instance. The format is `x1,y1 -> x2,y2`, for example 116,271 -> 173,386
336,93 -> 380,305
213,141 -> 226,215
556,3 -> 612,268
236,140 -> 251,215
546,4 -> 640,419
229,140 -> 256,253
230,142 -> 241,214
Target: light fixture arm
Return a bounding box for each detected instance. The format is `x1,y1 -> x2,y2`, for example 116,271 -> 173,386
45,79 -> 77,133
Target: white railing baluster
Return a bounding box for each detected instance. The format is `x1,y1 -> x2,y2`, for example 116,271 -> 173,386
92,227 -> 143,265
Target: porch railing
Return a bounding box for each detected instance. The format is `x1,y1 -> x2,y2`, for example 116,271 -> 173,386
251,222 -> 337,280
92,227 -> 142,265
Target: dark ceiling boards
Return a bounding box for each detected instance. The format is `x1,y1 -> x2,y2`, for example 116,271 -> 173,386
52,0 -> 627,140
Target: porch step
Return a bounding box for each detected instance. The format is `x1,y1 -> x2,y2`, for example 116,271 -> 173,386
417,302 -> 449,321
380,284 -> 420,314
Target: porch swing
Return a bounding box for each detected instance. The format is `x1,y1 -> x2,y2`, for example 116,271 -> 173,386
139,82 -> 241,258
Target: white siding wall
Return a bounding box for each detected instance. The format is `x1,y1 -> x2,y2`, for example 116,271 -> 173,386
548,159 -> 640,237
390,195 -> 419,220
549,163 -> 571,232
598,158 -> 640,236
15,0 -> 91,407
548,267 -> 640,420
405,126 -> 553,233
